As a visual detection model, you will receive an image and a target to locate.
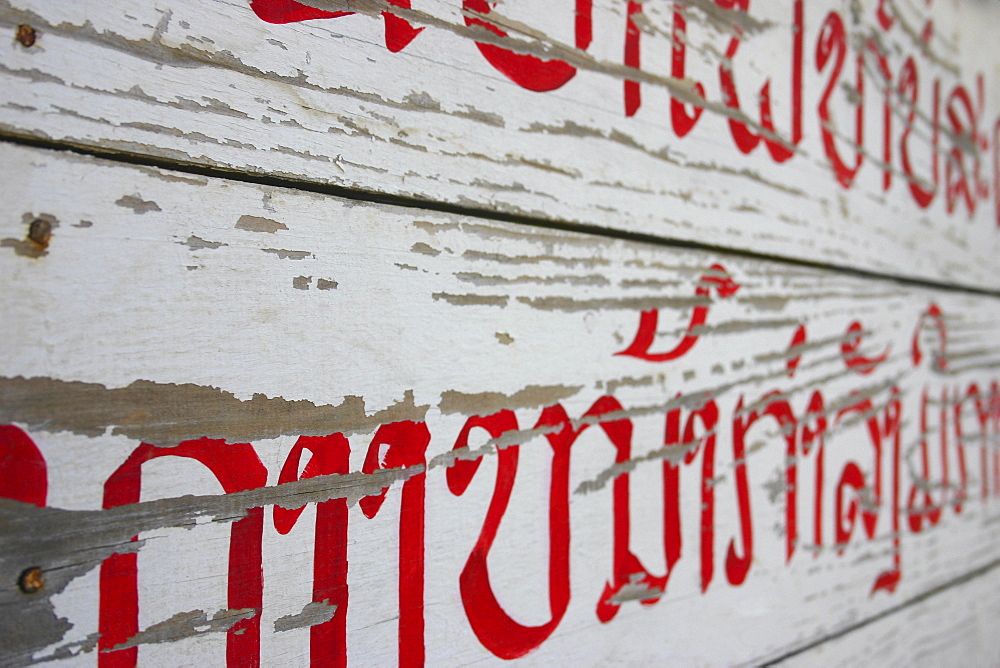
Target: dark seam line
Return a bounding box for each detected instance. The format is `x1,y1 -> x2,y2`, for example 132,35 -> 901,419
4,130 -> 1000,300
757,557 -> 1000,666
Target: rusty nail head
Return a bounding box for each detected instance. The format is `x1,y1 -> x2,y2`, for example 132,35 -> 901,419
28,219 -> 52,248
15,24 -> 36,48
18,567 -> 44,594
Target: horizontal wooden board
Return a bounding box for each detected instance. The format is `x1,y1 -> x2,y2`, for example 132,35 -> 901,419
2,1 -> 1000,288
770,563 -> 1000,666
2,143 -> 1000,665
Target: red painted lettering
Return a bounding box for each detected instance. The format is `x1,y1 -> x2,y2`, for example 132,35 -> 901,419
274,435 -> 351,668
462,0 -> 592,92
99,439 -> 267,667
359,421 -> 431,668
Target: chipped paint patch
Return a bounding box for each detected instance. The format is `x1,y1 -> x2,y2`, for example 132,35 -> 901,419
431,293 -> 509,307
112,607 -> 257,651
0,376 -> 428,446
236,215 -> 288,233
439,384 -> 583,415
274,600 -> 338,633
182,235 -> 227,250
115,195 -> 161,214
262,248 -> 312,260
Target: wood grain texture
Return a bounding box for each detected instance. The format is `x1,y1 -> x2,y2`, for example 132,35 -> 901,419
1,0 -> 999,287
2,143 -> 1000,665
772,562 -> 1000,666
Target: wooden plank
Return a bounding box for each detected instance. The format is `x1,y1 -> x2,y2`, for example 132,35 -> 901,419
2,1 -> 1000,287
2,142 -> 1000,665
768,562 -> 1000,666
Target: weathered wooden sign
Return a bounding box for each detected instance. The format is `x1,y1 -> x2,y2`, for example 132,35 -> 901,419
2,0 -> 1000,665
4,0 -> 1000,285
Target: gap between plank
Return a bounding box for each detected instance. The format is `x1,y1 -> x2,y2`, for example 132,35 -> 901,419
4,131 -> 1000,301
757,557 -> 1000,665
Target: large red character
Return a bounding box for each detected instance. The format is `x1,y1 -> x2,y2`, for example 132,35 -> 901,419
358,421 -> 431,668
462,0 -> 593,92
99,438 -> 268,667
250,0 -> 423,53
274,434 -> 352,668
448,397 -> 653,659
617,264 -> 740,362
0,425 -> 47,507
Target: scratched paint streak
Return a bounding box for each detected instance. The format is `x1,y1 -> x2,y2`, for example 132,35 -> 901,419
0,376 -> 429,446
110,607 -> 258,651
439,384 -> 584,415
273,600 -> 338,633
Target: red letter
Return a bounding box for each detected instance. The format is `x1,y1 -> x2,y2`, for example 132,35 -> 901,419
274,434 -> 351,668
832,392 -> 902,593
99,439 -> 267,667
906,389 -> 944,531
947,387 -> 969,513
816,11 -> 864,188
786,324 -> 807,377
670,3 -> 705,137
717,0 -> 803,162
973,382 -> 1000,499
0,425 -> 47,507
967,381 -> 1000,503
617,264 -> 740,362
898,57 -> 940,208
875,0 -> 895,31
358,421 -> 431,668
250,0 -> 347,23
731,392 -> 796,580
944,83 -> 980,216
841,320 -> 891,375
624,1 -> 643,116
866,38 -> 895,191
446,410 -> 562,660
834,399 -> 882,545
250,0 -> 423,53
665,398 -> 719,592
993,118 -> 1000,226
801,391 -> 827,552
545,398 -> 659,624
912,303 -> 947,372
462,0 -> 593,92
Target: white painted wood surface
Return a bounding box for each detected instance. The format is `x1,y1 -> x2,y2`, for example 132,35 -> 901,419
1,0 -> 1000,287
3,0 -> 1000,664
2,143 -> 1000,665
774,565 -> 1000,666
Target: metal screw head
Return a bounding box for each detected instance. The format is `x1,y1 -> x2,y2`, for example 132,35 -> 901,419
28,219 -> 52,248
18,567 -> 44,594
15,24 -> 36,48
